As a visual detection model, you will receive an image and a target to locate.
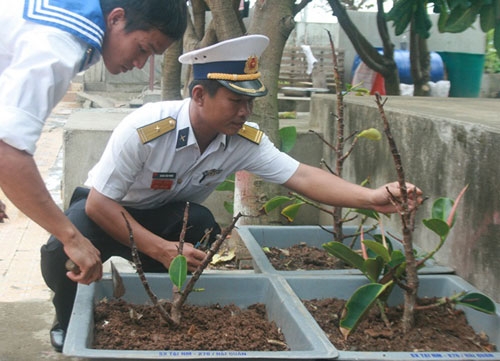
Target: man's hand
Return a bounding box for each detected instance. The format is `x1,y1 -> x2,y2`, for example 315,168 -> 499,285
63,235 -> 103,285
158,241 -> 208,273
371,181 -> 423,214
0,199 -> 8,222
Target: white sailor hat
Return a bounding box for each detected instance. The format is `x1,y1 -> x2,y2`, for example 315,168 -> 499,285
179,34 -> 269,97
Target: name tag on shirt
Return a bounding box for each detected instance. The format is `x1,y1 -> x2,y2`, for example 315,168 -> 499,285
151,172 -> 176,190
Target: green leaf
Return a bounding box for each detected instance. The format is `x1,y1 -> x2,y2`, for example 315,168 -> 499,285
371,234 -> 394,253
442,2 -> 482,33
281,201 -> 305,222
353,209 -> 380,221
278,111 -> 297,119
261,196 -> 292,214
456,292 -> 497,314
422,218 -> 450,238
414,0 -> 433,38
223,200 -> 233,215
279,126 -> 297,153
479,3 -> 496,32
357,128 -> 382,141
436,0 -> 451,31
215,174 -> 235,191
494,22 -> 500,54
169,255 -> 187,289
388,250 -> 406,269
432,197 -> 454,222
323,241 -> 365,271
339,283 -> 392,338
363,240 -> 391,263
363,257 -> 384,282
386,0 -> 417,35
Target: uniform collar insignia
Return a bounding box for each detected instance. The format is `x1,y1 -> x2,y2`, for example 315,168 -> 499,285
176,127 -> 189,148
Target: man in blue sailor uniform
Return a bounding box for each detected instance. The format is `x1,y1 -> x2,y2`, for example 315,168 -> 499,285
0,0 -> 187,352
40,34 -> 423,352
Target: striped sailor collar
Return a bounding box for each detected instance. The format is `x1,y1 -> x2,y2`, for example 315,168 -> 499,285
23,0 -> 106,51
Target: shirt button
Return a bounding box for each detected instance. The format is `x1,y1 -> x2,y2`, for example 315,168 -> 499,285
177,178 -> 183,184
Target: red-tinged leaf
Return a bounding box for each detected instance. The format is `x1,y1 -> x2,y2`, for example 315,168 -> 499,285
446,185 -> 469,227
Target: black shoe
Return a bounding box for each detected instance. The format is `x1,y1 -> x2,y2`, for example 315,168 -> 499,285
50,324 -> 65,353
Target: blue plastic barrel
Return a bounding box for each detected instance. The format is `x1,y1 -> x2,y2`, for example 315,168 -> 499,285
352,49 -> 445,85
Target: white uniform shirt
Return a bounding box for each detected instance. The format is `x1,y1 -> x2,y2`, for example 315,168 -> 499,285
0,1 -> 102,155
86,99 -> 300,209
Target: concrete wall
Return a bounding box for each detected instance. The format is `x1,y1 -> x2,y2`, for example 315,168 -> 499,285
311,94 -> 500,302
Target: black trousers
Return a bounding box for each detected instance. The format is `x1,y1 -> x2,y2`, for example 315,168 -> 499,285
40,187 -> 221,331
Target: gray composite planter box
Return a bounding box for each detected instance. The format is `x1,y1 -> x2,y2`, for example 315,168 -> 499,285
63,273 -> 337,360
238,225 -> 454,275
282,274 -> 500,361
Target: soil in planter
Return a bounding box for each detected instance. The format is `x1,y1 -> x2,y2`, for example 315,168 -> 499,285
93,299 -> 288,351
265,243 -> 349,271
304,297 -> 497,352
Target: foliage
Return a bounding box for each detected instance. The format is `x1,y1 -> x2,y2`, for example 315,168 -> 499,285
387,0 -> 500,53
262,124 -> 382,224
485,29 -> 500,73
386,0 -> 433,39
323,190 -> 496,339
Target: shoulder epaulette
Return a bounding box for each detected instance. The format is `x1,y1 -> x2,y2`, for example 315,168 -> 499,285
137,117 -> 176,144
237,124 -> 263,144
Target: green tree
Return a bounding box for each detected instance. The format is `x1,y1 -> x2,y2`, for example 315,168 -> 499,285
386,0 -> 499,95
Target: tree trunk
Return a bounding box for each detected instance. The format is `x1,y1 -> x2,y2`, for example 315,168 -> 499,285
233,0 -> 302,226
161,39 -> 183,100
409,20 -> 431,97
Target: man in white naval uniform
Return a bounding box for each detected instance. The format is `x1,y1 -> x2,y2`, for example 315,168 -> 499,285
0,0 -> 187,352
41,35 -> 423,352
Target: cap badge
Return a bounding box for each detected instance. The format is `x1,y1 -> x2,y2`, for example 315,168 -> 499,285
244,55 -> 259,74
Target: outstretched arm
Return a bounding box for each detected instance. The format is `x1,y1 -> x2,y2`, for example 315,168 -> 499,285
283,163 -> 422,213
0,140 -> 102,284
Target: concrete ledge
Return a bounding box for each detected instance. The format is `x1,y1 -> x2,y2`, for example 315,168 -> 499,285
63,108 -> 134,210
278,95 -> 311,112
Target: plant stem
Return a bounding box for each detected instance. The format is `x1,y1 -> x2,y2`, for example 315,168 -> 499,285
121,212 -> 174,325
171,202 -> 190,324
374,93 -> 419,333
175,212 -> 244,307
326,29 -> 346,243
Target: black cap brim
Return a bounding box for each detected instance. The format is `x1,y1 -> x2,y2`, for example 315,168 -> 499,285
217,79 -> 268,97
